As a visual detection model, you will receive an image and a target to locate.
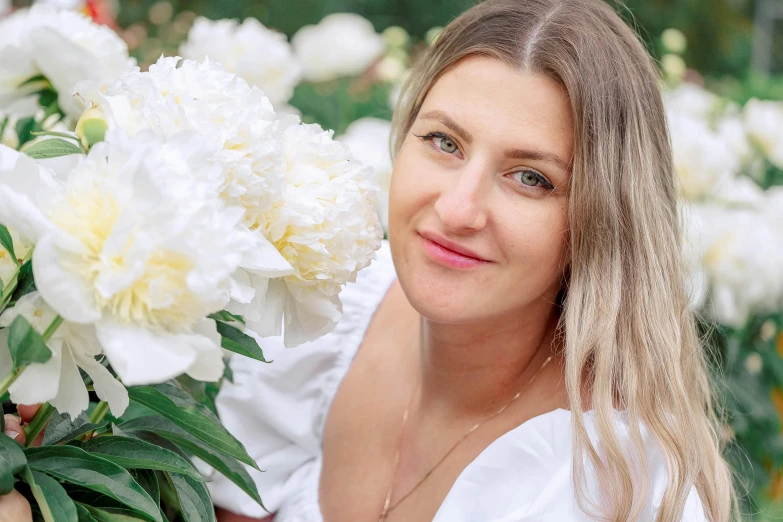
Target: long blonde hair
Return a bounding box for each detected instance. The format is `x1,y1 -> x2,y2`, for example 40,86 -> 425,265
390,1 -> 736,520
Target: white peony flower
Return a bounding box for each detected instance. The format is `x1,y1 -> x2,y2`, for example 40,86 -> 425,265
0,292 -> 128,418
667,110 -> 740,201
292,13 -> 385,83
744,98 -> 783,170
0,5 -> 136,119
179,17 -> 302,107
685,203 -> 783,327
664,83 -> 721,121
337,117 -> 393,233
245,117 -> 383,347
83,57 -> 295,323
0,130 -> 278,386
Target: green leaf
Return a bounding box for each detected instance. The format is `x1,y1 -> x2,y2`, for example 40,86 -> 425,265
37,89 -> 57,109
119,416 -> 265,511
215,322 -> 270,363
207,311 -> 245,325
43,412 -> 106,446
25,445 -> 163,522
24,468 -> 79,522
15,117 -> 38,147
19,75 -> 48,88
127,384 -> 259,470
129,470 -> 159,505
79,504 -> 147,522
10,259 -> 36,303
79,436 -> 204,481
0,225 -> 18,266
0,433 -> 26,495
23,137 -> 82,160
166,473 -> 215,522
7,315 -> 52,370
31,130 -> 80,140
76,503 -> 101,522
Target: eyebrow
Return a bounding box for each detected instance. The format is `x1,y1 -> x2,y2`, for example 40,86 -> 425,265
418,109 -> 571,172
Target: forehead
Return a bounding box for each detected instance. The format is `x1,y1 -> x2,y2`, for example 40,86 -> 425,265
419,55 -> 574,160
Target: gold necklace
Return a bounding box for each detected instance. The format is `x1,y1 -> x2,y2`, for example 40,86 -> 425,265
378,354 -> 554,522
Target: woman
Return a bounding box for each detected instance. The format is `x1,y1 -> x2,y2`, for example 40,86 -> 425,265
212,0 -> 735,521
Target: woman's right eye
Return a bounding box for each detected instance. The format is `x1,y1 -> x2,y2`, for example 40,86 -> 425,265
415,132 -> 460,155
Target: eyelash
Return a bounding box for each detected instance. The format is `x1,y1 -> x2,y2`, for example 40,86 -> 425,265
413,131 -> 555,192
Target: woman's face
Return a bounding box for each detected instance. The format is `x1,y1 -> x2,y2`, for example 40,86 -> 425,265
388,56 -> 573,324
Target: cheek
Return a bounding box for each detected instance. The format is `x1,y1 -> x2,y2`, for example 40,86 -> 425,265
497,199 -> 570,281
388,141 -> 436,227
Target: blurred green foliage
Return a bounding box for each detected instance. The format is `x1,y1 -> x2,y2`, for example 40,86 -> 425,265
113,0 -> 758,79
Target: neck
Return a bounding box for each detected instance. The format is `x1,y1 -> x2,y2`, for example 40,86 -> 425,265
416,299 -> 561,420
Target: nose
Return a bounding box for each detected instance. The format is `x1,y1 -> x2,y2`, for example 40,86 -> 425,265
433,162 -> 489,233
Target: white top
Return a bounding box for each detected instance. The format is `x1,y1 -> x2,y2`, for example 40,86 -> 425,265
208,241 -> 707,521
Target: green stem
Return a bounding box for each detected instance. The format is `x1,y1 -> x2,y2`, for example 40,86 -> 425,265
83,400 -> 110,441
23,402 -> 54,447
0,368 -> 21,397
0,248 -> 34,311
41,315 -> 63,342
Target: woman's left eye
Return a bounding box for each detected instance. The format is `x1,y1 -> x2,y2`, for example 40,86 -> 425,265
510,170 -> 554,190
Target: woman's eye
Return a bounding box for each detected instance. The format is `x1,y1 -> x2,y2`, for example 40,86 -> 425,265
510,170 -> 553,190
435,135 -> 458,154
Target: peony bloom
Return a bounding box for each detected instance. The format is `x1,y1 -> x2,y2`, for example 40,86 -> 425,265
667,110 -> 740,201
82,57 -> 294,325
245,117 -> 383,347
744,98 -> 783,170
0,292 -> 129,418
685,203 -> 783,327
663,83 -> 721,121
292,13 -> 385,83
0,130 -> 284,386
179,17 -> 302,107
337,117 -> 393,233
0,5 -> 135,119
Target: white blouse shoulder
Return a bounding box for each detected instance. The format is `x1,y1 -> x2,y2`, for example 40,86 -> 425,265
208,240 -> 707,522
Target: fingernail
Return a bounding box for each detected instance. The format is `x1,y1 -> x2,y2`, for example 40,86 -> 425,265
4,430 -> 20,441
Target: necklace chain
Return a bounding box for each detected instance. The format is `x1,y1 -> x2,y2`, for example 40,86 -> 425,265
377,354 -> 554,522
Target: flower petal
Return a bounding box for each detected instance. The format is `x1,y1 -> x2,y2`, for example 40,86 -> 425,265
8,339 -> 62,407
241,237 -> 293,278
71,348 -> 129,417
185,319 -> 225,382
0,186 -> 54,245
246,278 -> 285,338
283,288 -> 342,347
48,345 -> 90,418
95,322 -> 198,386
33,233 -> 102,324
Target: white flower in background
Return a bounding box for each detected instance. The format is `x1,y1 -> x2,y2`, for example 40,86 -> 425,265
83,57 -> 294,321
0,0 -> 10,17
712,176 -> 766,208
664,83 -> 721,120
685,203 -> 783,327
667,110 -> 739,200
179,17 -> 302,107
716,114 -> 754,167
0,293 -> 128,418
0,5 -> 135,119
0,131 -> 278,386
292,13 -> 385,82
338,117 -> 392,233
744,98 -> 783,170
764,186 -> 783,237
244,117 -> 383,347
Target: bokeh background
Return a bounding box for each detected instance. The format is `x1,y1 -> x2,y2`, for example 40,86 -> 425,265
5,0 -> 783,519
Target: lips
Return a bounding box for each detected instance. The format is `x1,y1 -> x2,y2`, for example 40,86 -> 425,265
418,231 -> 489,261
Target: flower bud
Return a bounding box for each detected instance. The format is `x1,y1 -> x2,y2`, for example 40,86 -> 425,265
75,106 -> 108,150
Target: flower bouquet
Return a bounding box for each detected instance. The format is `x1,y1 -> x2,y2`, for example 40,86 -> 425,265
0,6 -> 382,521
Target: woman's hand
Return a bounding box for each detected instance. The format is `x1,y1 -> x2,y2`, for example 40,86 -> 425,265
3,403 -> 42,446
0,404 -> 41,522
0,488 -> 32,522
